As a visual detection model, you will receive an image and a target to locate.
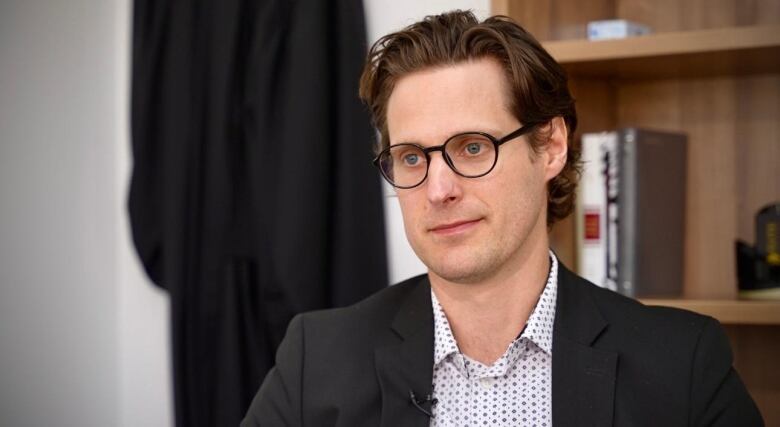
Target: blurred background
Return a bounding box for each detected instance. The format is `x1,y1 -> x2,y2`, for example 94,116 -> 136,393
0,1 -> 489,426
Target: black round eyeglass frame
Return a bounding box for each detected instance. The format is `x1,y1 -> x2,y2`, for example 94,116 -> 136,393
373,122 -> 540,189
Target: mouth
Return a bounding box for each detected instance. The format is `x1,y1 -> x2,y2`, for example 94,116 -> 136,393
429,218 -> 483,236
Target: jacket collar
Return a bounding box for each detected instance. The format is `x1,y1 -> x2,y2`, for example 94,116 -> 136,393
373,263 -> 619,427
375,275 -> 435,427
554,263 -> 609,345
552,263 -> 617,427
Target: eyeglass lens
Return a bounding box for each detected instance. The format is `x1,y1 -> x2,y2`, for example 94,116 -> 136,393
379,133 -> 497,188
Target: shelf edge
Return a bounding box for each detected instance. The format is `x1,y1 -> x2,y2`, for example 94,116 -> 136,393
640,299 -> 780,325
544,25 -> 780,63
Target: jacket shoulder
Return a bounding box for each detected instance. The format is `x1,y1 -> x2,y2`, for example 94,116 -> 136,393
566,271 -> 720,372
582,277 -> 711,338
300,274 -> 426,324
562,271 -> 763,426
290,274 -> 428,349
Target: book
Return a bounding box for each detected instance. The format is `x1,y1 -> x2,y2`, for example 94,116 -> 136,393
577,129 -> 687,298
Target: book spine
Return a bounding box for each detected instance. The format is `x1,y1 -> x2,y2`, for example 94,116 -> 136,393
578,132 -> 619,292
604,133 -> 620,293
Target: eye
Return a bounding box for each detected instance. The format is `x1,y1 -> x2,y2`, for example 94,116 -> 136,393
465,142 -> 482,155
458,139 -> 490,157
402,152 -> 420,166
391,145 -> 424,167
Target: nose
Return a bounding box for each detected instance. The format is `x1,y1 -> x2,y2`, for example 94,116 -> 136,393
425,153 -> 461,205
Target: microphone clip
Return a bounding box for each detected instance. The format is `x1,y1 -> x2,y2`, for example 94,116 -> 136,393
409,389 -> 438,418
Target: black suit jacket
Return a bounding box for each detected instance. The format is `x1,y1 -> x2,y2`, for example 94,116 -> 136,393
242,264 -> 763,426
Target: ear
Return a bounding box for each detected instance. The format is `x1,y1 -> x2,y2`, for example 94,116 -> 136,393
543,116 -> 568,182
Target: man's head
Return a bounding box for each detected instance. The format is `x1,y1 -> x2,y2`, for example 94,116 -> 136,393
359,11 -> 580,284
360,10 -> 580,228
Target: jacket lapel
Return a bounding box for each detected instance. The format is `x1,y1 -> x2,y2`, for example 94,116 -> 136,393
375,276 -> 435,427
552,265 -> 617,427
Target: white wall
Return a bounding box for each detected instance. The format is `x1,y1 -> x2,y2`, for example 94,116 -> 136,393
0,1 -> 119,425
0,2 -> 488,426
363,0 -> 491,284
0,1 -> 172,426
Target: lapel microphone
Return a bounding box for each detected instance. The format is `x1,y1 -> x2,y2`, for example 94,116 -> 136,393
409,390 -> 438,418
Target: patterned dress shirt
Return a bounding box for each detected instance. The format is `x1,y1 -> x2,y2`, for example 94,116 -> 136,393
430,251 -> 558,426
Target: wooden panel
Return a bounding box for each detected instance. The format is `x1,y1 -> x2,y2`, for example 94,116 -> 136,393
725,325 -> 780,426
735,75 -> 780,243
681,78 -> 740,299
617,0 -> 780,32
491,0 -> 511,17
615,79 -> 684,130
500,0 -> 554,40
568,78 -> 618,133
642,299 -> 780,324
498,0 -> 614,41
617,0 -> 739,32
737,0 -> 780,26
498,0 -> 780,39
616,0 -> 684,31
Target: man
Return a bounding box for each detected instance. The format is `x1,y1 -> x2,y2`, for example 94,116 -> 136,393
243,11 -> 762,426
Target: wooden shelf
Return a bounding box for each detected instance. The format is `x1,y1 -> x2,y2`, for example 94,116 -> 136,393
640,299 -> 780,325
543,25 -> 780,79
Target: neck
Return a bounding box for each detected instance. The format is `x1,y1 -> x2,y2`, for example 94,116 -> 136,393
429,236 -> 552,365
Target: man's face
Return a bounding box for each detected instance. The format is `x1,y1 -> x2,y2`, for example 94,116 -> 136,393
386,58 -> 565,284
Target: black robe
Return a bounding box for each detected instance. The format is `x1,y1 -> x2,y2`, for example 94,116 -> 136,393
129,0 -> 387,425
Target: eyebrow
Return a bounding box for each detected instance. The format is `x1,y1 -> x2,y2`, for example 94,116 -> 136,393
391,127 -> 504,146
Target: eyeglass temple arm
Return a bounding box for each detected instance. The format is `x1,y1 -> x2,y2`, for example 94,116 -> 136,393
497,122 -> 541,145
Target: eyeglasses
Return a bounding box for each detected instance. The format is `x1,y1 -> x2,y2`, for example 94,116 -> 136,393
373,123 -> 538,189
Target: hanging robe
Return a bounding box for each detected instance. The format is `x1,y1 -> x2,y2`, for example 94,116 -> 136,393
129,0 -> 388,425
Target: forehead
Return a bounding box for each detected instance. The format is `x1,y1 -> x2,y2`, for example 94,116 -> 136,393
386,58 -> 516,144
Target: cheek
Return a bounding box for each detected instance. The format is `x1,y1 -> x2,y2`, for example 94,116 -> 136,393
499,188 -> 535,227
492,163 -> 546,223
397,193 -> 423,236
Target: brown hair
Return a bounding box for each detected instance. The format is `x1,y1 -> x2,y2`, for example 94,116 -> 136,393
359,10 -> 580,227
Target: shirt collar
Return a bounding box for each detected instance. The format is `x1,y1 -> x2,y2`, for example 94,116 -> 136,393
431,250 -> 559,366
432,290 -> 459,366
520,251 -> 557,355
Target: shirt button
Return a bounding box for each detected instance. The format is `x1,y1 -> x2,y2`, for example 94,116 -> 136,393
479,378 -> 494,389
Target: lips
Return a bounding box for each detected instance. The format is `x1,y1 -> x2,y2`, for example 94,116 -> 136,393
429,218 -> 482,235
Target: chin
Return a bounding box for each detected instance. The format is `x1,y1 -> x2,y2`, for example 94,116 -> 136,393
424,249 -> 498,284
430,264 -> 495,284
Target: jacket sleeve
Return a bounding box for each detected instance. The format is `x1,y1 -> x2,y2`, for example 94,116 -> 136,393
689,316 -> 764,426
242,314 -> 305,427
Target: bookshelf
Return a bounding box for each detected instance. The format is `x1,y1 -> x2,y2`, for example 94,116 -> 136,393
493,0 -> 780,423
